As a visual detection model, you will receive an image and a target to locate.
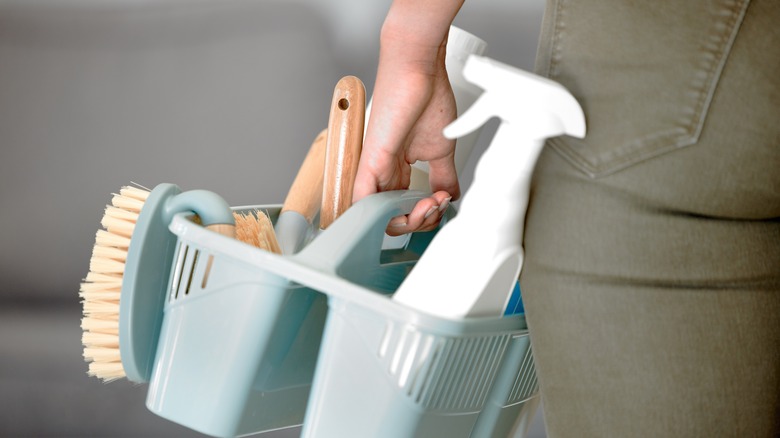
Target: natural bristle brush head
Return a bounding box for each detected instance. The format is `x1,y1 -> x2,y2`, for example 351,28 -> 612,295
80,184 -> 150,382
234,210 -> 282,254
80,183 -> 240,383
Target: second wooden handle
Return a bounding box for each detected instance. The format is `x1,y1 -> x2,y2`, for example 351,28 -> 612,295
321,76 -> 366,229
281,128 -> 328,223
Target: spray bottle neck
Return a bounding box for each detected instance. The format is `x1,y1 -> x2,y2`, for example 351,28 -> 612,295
458,123 -> 545,217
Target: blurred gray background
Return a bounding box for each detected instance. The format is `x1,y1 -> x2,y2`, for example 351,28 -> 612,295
0,0 -> 547,436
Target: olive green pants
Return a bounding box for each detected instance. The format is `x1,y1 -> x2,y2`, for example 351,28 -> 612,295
521,0 -> 780,436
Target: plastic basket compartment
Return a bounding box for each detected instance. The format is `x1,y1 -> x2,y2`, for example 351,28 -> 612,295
145,207 -> 328,437
300,292 -> 537,438
282,192 -> 540,437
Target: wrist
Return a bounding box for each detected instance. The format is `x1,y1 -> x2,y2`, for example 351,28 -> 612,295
380,0 -> 464,58
379,21 -> 449,78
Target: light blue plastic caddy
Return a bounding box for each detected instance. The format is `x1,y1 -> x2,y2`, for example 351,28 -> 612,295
143,190 -> 539,437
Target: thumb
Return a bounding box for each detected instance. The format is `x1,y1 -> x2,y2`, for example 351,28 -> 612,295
426,156 -> 460,201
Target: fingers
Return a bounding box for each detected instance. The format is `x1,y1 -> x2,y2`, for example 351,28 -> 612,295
352,161 -> 379,204
385,190 -> 452,236
353,74 -> 430,204
352,145 -> 409,204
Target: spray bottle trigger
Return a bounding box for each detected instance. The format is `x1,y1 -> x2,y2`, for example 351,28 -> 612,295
445,55 -> 587,141
442,93 -> 495,140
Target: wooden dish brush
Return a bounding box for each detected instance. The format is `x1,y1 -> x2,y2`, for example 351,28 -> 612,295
80,126 -> 328,382
79,184 -> 280,382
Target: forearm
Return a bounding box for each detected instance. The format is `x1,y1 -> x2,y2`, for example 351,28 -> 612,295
380,0 -> 465,75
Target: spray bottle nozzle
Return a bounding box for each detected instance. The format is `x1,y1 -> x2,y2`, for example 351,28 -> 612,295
443,55 -> 586,141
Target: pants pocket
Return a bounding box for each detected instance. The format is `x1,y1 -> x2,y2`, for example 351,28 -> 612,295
535,0 -> 751,177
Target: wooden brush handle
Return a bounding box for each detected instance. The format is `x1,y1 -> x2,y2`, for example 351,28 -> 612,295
281,128 -> 328,223
321,76 -> 366,229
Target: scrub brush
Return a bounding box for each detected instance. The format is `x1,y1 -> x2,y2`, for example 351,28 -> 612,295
81,148 -> 322,381
80,183 -> 239,382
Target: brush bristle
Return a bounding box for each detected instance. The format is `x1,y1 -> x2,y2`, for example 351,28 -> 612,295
233,210 -> 282,254
80,184 -> 149,382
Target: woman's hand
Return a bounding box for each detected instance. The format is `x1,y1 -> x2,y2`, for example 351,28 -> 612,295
353,0 -> 464,235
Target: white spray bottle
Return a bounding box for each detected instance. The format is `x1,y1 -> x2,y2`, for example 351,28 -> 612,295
393,55 -> 586,319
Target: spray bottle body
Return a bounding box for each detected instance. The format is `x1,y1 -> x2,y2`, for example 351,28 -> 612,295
395,125 -> 545,318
